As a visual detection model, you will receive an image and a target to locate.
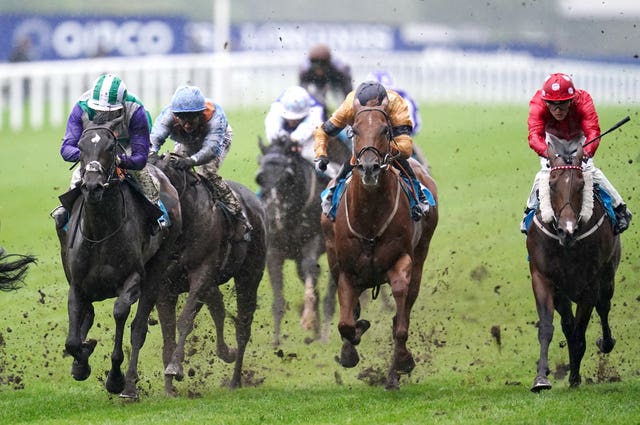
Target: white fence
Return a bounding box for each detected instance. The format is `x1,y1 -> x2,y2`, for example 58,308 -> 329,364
1,50 -> 639,132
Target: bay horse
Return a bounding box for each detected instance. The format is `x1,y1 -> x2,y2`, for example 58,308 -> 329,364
256,135 -> 336,345
56,117 -> 182,399
320,98 -> 438,390
154,153 -> 267,393
526,134 -> 621,392
0,248 -> 36,291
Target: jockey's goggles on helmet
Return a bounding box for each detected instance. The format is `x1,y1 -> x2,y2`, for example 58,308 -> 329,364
545,99 -> 571,111
174,111 -> 201,124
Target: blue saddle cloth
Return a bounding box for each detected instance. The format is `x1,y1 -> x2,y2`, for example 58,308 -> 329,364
321,172 -> 436,221
523,184 -> 616,233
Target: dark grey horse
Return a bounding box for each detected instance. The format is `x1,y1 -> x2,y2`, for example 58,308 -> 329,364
256,136 -> 337,345
0,248 -> 36,291
154,153 -> 267,393
56,118 -> 181,399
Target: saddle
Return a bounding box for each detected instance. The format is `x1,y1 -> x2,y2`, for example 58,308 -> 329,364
320,171 -> 435,221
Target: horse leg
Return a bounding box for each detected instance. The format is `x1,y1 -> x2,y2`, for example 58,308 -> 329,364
595,278 -> 616,354
164,291 -> 203,382
530,271 -> 554,392
298,250 -> 321,340
156,287 -> 179,397
121,287 -> 157,399
386,254 -> 415,390
321,273 -> 337,343
267,249 -> 286,346
105,272 -> 141,395
337,272 -> 362,368
566,302 -> 593,388
65,286 -> 96,381
202,285 -> 237,363
229,271 -> 260,389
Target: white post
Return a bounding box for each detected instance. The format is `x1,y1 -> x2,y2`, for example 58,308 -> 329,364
212,0 -> 231,105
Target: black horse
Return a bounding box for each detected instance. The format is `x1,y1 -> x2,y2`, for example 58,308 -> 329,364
256,136 -> 337,345
154,153 -> 267,393
0,248 -> 36,291
56,117 -> 182,399
526,134 -> 621,391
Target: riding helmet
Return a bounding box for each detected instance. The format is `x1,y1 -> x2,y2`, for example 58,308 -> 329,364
170,85 -> 206,113
88,74 -> 127,111
355,81 -> 388,106
280,86 -> 310,120
541,73 -> 576,101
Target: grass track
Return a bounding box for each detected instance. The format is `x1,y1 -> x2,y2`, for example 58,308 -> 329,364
0,104 -> 639,424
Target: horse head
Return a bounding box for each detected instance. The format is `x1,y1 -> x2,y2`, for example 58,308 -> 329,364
351,97 -> 393,188
255,136 -> 299,191
77,115 -> 124,203
543,134 -> 588,246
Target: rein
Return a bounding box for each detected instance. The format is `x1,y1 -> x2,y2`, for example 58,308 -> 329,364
532,212 -> 606,243
78,185 -> 128,244
344,174 -> 402,244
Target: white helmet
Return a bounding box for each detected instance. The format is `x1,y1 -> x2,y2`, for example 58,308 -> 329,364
87,73 -> 127,111
280,86 -> 310,120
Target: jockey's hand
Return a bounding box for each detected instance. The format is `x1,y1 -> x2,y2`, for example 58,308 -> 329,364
315,155 -> 329,172
116,154 -> 125,166
172,156 -> 195,170
147,151 -> 159,165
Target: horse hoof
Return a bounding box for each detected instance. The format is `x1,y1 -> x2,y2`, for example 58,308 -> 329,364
530,376 -> 552,392
596,336 -> 616,354
397,353 -> 416,374
338,341 -> 360,368
105,370 -> 126,394
119,390 -> 139,401
70,360 -> 91,381
164,364 -> 184,381
385,375 -> 400,391
217,346 -> 237,364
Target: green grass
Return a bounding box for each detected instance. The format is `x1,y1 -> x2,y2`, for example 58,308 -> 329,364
1,104 -> 639,424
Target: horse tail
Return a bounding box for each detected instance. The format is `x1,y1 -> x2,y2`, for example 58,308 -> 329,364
0,251 -> 37,291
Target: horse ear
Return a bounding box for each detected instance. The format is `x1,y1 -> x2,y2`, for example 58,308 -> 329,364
380,96 -> 389,109
258,136 -> 267,154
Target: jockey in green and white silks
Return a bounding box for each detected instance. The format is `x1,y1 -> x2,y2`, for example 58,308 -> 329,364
51,73 -> 170,231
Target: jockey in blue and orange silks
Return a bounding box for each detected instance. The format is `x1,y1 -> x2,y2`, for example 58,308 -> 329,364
521,72 -> 632,234
149,85 -> 252,242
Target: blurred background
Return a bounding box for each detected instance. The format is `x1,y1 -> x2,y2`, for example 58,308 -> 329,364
0,0 -> 638,131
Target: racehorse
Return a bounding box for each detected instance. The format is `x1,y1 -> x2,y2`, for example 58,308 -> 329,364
154,153 -> 267,393
526,134 -> 621,392
0,248 -> 36,291
256,136 -> 336,345
320,97 -> 438,390
56,117 -> 182,399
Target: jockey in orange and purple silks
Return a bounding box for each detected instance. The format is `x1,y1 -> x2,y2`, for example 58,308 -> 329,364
520,72 -> 632,235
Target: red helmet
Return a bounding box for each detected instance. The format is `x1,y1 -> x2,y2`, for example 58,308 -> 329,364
540,73 -> 576,101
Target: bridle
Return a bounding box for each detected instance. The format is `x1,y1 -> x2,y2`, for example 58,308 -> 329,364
353,107 -> 396,168
549,164 -> 582,224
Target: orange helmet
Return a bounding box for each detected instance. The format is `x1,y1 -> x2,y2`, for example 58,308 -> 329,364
309,44 -> 331,62
541,73 -> 576,101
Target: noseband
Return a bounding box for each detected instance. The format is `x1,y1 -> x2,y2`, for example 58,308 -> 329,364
80,126 -> 121,186
353,108 -> 394,168
550,164 -> 582,224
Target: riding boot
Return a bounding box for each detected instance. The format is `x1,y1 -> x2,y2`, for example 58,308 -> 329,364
395,157 -> 426,221
322,162 -> 353,220
50,205 -> 69,231
613,203 -> 632,234
131,167 -> 170,233
520,207 -> 535,234
212,175 -> 252,241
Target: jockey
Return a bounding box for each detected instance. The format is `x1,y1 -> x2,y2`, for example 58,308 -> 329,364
521,72 -> 632,234
299,44 -> 353,115
367,70 -> 422,136
264,85 -> 343,177
314,80 -> 429,221
149,85 -> 252,241
51,73 -> 170,232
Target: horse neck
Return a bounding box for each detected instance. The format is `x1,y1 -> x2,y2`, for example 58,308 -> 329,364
348,169 -> 399,217
81,184 -> 126,238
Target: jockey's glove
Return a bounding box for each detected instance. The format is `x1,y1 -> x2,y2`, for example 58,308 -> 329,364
315,155 -> 329,172
173,156 -> 195,170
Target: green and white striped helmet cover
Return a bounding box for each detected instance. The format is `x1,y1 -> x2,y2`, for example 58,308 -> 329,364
88,74 -> 127,111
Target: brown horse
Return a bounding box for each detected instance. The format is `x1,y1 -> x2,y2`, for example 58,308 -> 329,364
320,99 -> 438,390
526,134 -> 621,392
